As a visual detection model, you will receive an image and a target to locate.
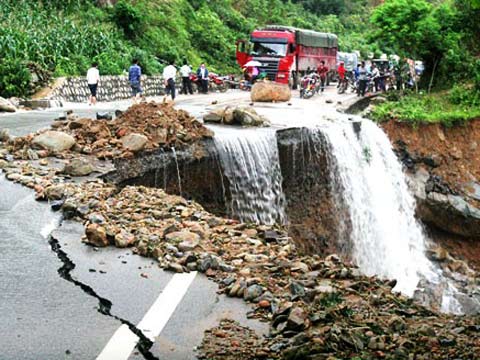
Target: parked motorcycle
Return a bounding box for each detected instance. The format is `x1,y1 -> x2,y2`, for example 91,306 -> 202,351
188,72 -> 228,93
299,74 -> 319,99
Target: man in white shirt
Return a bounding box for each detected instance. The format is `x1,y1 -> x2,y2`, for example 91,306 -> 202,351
179,60 -> 193,95
196,63 -> 209,93
86,62 -> 100,105
163,61 -> 177,100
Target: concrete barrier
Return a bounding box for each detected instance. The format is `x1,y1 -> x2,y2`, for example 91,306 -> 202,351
48,75 -> 166,103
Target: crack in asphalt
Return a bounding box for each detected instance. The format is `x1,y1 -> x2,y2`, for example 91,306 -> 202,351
48,227 -> 159,360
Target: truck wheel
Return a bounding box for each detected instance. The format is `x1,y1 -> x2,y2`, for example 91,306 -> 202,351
292,72 -> 299,90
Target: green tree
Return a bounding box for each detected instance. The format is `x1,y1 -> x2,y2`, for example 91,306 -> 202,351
371,0 -> 463,89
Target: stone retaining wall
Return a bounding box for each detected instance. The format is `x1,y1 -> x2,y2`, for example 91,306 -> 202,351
49,75 -> 165,103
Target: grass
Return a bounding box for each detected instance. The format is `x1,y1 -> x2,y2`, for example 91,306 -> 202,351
371,86 -> 480,126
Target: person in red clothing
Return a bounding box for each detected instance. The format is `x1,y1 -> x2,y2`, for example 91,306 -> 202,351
337,61 -> 347,91
317,60 -> 329,92
337,62 -> 346,82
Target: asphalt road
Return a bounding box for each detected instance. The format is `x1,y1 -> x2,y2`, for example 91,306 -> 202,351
0,92 -> 269,360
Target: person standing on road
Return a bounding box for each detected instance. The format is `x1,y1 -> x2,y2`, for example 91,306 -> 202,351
163,60 -> 177,101
197,63 -> 209,94
357,61 -> 368,97
180,60 -> 193,95
371,63 -> 381,92
337,61 -> 346,89
86,62 -> 100,106
317,60 -> 329,92
128,59 -> 142,104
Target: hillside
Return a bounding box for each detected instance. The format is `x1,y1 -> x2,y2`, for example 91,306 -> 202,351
0,0 -> 374,97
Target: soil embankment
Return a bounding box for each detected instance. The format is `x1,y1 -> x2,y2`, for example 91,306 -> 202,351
381,119 -> 480,268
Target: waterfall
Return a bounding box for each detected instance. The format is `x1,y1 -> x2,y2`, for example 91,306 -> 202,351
213,127 -> 286,225
318,119 -> 436,296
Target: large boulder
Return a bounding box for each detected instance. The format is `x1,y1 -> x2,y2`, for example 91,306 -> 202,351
120,133 -> 148,152
251,81 -> 291,102
32,131 -> 76,152
0,97 -> 16,112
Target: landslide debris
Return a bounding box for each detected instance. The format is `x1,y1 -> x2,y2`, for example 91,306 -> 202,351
1,105 -> 479,360
40,180 -> 480,359
6,101 -> 214,160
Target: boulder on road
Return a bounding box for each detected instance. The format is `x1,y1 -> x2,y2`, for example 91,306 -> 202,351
204,105 -> 269,127
120,133 -> 148,152
0,97 -> 16,112
32,131 -> 76,152
251,81 -> 291,102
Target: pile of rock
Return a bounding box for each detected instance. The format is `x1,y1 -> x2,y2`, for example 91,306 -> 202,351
6,101 -> 214,160
1,106 -> 479,359
35,180 -> 479,360
204,106 -> 270,127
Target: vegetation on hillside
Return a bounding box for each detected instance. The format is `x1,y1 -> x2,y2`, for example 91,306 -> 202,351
0,0 -> 375,97
371,86 -> 480,125
369,0 -> 480,125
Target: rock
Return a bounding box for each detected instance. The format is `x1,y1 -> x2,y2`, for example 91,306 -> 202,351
0,97 -> 16,112
32,131 -> 75,152
290,281 -> 306,299
114,229 -> 136,248
44,184 -> 65,200
63,158 -> 95,176
165,231 -> 201,245
244,284 -> 264,301
85,224 -> 109,247
233,106 -> 269,127
120,133 -> 148,152
388,315 -> 407,332
203,108 -> 224,123
223,106 -> 235,124
96,112 -> 113,120
287,307 -> 306,331
0,129 -> 10,142
251,81 -> 291,102
178,237 -> 200,252
88,213 -> 106,224
167,262 -> 184,273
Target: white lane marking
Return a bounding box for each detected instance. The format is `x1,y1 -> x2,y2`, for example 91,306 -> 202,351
97,271 -> 197,360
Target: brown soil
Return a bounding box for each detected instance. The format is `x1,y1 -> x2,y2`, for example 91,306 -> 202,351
428,227 -> 480,272
10,101 -> 214,160
381,119 -> 480,191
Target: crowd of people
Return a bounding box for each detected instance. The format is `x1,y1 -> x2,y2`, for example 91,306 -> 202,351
86,59 -> 212,106
85,57 -> 419,105
299,58 -> 418,99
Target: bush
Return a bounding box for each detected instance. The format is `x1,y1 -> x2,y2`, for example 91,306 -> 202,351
111,0 -> 145,39
0,59 -> 32,98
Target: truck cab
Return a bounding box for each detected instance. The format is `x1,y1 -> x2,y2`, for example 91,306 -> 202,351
236,26 -> 338,88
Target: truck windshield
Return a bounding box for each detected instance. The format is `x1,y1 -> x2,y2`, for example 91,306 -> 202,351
251,42 -> 287,57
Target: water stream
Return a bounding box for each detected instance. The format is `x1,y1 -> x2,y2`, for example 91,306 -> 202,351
317,119 -> 436,296
213,127 -> 287,225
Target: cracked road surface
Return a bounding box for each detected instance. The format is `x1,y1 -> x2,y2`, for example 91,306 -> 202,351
0,175 -> 267,359
0,91 -> 270,359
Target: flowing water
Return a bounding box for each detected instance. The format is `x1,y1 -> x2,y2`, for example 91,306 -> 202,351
317,119 -> 436,296
209,114 -> 477,312
213,127 -> 286,225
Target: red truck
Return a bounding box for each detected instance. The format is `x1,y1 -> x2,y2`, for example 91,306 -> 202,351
236,25 -> 338,88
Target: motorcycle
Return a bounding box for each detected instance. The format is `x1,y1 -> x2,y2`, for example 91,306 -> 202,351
188,72 -> 228,93
299,74 -> 319,99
